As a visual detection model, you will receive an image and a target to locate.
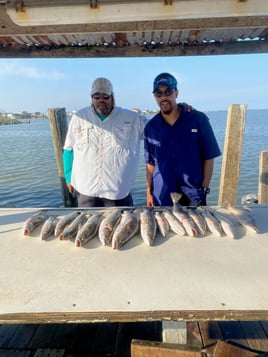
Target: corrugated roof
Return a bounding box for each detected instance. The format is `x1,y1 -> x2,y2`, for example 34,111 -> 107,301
0,0 -> 268,58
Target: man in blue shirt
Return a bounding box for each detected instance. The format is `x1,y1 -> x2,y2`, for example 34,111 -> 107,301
144,72 -> 221,206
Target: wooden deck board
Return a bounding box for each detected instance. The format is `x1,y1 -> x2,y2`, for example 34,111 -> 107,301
240,321 -> 268,352
0,321 -> 268,356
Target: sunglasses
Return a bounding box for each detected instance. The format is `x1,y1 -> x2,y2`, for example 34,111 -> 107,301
92,93 -> 111,100
154,88 -> 174,98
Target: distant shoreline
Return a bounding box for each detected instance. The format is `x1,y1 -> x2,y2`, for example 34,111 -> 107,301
0,118 -> 31,125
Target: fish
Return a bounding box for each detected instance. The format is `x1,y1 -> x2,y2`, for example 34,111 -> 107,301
40,216 -> 59,240
187,207 -> 207,236
111,210 -> 139,249
211,209 -> 240,239
170,192 -> 198,237
202,208 -> 223,237
59,212 -> 88,240
162,210 -> 186,236
222,201 -> 260,233
154,211 -> 170,237
98,209 -> 122,246
22,210 -> 48,236
54,211 -> 81,237
140,207 -> 157,246
75,213 -> 103,247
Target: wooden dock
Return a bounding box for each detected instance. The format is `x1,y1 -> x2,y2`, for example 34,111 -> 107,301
1,321 -> 268,356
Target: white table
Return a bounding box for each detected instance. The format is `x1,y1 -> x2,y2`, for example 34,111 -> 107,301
0,206 -> 268,326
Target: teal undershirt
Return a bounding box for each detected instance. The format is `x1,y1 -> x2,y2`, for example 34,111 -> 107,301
62,112 -> 108,183
96,112 -> 108,121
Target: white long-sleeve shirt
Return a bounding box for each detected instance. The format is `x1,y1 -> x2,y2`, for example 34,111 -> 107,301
63,105 -> 146,200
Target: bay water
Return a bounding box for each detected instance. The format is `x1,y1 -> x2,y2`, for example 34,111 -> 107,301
1,109 -> 267,208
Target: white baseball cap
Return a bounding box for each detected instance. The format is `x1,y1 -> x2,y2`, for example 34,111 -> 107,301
91,77 -> 113,95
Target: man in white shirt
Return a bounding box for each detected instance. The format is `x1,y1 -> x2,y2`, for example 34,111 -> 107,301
63,77 -> 146,207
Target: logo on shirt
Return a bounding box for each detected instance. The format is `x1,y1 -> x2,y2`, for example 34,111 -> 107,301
191,128 -> 198,133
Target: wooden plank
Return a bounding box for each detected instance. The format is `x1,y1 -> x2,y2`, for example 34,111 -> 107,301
33,349 -> 65,357
115,322 -> 161,356
131,339 -> 201,357
218,104 -> 247,205
198,321 -> 223,355
220,321 -> 248,345
258,151 -> 268,204
28,324 -> 59,349
0,350 -> 32,356
260,320 -> 268,335
187,322 -> 203,348
240,321 -> 268,352
5,324 -> 38,349
213,340 -> 257,357
0,324 -> 22,348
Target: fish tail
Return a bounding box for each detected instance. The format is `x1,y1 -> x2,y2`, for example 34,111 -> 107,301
170,192 -> 182,204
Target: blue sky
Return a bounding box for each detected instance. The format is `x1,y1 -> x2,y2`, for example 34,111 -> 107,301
0,53 -> 267,114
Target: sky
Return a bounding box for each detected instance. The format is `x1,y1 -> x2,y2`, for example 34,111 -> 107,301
0,53 -> 268,114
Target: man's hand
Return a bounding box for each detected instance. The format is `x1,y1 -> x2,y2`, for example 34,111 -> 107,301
179,102 -> 194,112
66,183 -> 74,194
146,189 -> 154,207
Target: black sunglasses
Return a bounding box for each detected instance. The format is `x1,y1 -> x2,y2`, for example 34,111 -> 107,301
92,93 -> 111,100
154,88 -> 174,98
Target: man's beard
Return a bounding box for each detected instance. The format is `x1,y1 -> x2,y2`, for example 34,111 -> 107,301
162,109 -> 172,115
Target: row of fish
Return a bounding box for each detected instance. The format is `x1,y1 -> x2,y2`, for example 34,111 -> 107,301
22,192 -> 260,249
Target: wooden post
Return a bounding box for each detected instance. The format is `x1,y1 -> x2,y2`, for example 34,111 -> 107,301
218,104 -> 247,206
48,107 -> 77,207
258,151 -> 268,204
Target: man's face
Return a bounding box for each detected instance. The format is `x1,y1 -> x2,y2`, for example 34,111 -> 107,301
153,86 -> 178,115
91,93 -> 113,116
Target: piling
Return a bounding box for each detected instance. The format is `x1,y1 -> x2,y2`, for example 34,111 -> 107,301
218,104 -> 247,206
258,151 -> 268,204
48,107 -> 77,207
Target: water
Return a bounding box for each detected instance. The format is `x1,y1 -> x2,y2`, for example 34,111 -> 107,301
1,109 -> 267,208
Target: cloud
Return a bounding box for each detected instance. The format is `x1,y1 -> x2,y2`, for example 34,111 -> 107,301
0,61 -> 67,80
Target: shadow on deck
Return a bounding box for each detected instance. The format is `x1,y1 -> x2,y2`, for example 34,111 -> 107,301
1,321 -> 268,356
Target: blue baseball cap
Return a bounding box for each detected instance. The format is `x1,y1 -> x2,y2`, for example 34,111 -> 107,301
153,72 -> 177,92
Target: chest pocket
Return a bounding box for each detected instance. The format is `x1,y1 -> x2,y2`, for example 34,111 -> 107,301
112,122 -> 132,149
74,125 -> 94,151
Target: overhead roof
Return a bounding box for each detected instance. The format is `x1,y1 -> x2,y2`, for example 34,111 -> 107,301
1,0 -> 268,58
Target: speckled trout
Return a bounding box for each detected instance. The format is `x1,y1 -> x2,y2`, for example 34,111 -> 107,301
98,209 -> 122,246
22,210 -> 47,236
154,211 -> 170,237
40,216 -> 59,240
54,211 -> 81,237
202,208 -> 223,237
140,207 -> 157,246
75,213 -> 102,247
162,209 -> 185,236
59,212 -> 87,240
211,208 -> 240,239
187,207 -> 207,236
111,210 -> 139,249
